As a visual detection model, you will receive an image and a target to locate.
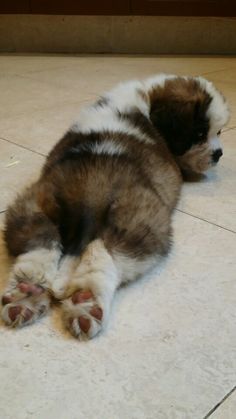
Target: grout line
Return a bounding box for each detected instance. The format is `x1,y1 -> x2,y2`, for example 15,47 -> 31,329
223,126 -> 236,132
1,65 -> 75,79
200,67 -> 234,77
200,67 -> 232,77
176,209 -> 236,235
203,385 -> 236,419
0,136 -> 46,158
13,63 -> 81,77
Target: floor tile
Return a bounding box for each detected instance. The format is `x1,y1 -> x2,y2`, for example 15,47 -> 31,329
0,139 -> 44,212
0,211 -> 235,419
208,389 -> 236,419
0,74 -> 93,121
0,101 -> 90,155
19,56 -> 236,95
0,54 -> 85,77
178,129 -> 236,232
0,55 -> 234,80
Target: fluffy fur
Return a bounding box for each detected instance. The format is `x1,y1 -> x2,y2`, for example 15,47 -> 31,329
1,74 -> 229,340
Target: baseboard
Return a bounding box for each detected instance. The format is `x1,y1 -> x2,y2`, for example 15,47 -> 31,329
0,15 -> 236,54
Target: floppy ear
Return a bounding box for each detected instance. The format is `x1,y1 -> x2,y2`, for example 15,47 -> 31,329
150,99 -> 195,155
149,77 -> 212,155
194,95 -> 212,120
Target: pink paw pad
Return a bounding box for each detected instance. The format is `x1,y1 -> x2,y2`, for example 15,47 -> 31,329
68,289 -> 103,336
8,306 -> 22,321
8,305 -> 34,323
18,282 -> 44,296
23,308 -> 34,322
1,295 -> 12,306
71,290 -> 93,304
90,306 -> 103,321
78,316 -> 91,333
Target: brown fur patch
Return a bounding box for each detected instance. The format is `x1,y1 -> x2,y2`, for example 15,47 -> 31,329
176,143 -> 211,173
4,185 -> 60,257
149,77 -> 212,156
38,126 -> 181,257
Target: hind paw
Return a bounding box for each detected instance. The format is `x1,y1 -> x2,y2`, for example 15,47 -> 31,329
63,290 -> 104,340
1,281 -> 50,327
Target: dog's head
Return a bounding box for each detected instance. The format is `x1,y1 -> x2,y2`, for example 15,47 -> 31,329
149,76 -> 230,173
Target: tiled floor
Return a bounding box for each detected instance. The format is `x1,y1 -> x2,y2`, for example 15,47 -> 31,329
0,55 -> 235,419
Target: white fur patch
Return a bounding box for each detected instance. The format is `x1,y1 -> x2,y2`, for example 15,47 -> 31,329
67,239 -> 120,297
70,140 -> 125,157
209,136 -> 222,151
62,239 -> 120,339
105,79 -> 150,117
52,255 -> 79,299
113,251 -> 162,283
92,140 -> 126,156
72,105 -> 154,145
197,76 -> 230,136
11,246 -> 61,288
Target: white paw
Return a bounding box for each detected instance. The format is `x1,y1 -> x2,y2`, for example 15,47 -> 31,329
62,289 -> 105,340
1,281 -> 50,327
13,260 -> 47,286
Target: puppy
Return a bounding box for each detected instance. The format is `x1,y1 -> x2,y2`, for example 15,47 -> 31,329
1,74 -> 229,340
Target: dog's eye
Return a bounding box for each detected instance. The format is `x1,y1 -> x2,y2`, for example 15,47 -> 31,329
217,130 -> 221,136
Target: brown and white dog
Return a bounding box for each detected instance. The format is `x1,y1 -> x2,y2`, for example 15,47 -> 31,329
1,74 -> 229,340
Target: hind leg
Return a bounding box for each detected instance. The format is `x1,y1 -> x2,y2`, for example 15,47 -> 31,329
58,241 -> 158,341
62,185 -> 170,340
1,186 -> 62,327
59,239 -> 120,340
2,246 -> 61,327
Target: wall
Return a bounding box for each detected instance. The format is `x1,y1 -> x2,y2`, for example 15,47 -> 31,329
0,15 -> 236,54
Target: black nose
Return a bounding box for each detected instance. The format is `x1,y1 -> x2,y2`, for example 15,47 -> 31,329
212,149 -> 223,163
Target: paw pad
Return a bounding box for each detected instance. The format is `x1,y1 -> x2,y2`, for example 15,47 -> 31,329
18,282 -> 44,296
8,306 -> 22,322
71,290 -> 93,304
1,281 -> 50,328
1,295 -> 12,306
65,289 -> 104,339
90,306 -> 103,321
78,316 -> 91,333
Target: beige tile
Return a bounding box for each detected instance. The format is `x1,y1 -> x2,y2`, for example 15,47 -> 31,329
21,65 -> 116,98
178,129 -> 236,232
0,54 -> 89,77
0,74 -> 94,121
209,390 -> 236,419
1,55 -> 236,80
0,101 -> 91,155
0,139 -> 44,212
20,55 -> 236,91
0,212 -> 236,419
